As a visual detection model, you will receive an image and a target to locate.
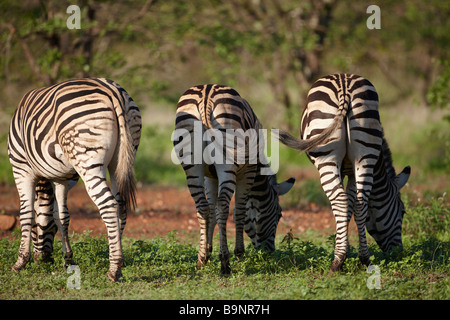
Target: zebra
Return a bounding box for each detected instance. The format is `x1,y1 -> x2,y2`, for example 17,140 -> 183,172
31,101 -> 142,266
174,84 -> 295,275
8,78 -> 141,281
277,73 -> 410,272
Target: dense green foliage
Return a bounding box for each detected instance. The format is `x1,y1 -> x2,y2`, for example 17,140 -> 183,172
1,0 -> 449,115
0,0 -> 448,189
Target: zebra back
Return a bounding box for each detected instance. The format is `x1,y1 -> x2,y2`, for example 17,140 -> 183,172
10,78 -> 139,212
176,84 -> 264,166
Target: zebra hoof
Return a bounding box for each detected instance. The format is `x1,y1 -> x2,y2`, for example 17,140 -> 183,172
359,255 -> 371,267
220,261 -> 231,276
234,248 -> 245,261
196,255 -> 210,269
11,263 -> 24,273
64,259 -> 76,269
12,259 -> 28,272
63,251 -> 76,268
12,252 -> 31,272
34,252 -> 55,265
107,268 -> 123,282
329,256 -> 345,273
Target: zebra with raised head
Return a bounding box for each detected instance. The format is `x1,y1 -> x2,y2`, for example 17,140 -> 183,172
174,84 -> 294,275
8,78 -> 141,281
277,73 -> 410,272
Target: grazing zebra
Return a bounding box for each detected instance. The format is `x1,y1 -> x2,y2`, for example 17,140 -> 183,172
277,73 -> 410,272
31,100 -> 142,265
8,78 -> 141,281
174,84 -> 294,275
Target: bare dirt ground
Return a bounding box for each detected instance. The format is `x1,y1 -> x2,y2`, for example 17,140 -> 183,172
0,183 -> 341,241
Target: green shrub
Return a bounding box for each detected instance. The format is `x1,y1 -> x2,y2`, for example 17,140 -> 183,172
404,196 -> 449,241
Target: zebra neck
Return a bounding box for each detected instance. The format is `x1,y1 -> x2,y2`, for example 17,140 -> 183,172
369,147 -> 398,212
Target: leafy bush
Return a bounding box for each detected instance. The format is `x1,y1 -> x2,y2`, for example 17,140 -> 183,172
404,196 -> 449,241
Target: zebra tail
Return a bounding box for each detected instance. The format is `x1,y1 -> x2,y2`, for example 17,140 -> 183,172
201,98 -> 214,130
114,103 -> 137,215
277,105 -> 348,153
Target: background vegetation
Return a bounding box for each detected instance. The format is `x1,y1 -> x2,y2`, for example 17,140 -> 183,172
0,0 -> 448,194
0,0 -> 448,301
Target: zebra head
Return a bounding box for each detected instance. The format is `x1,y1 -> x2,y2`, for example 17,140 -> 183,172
245,175 -> 295,251
367,164 -> 411,252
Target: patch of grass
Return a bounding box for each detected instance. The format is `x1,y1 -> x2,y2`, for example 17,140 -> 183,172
1,198 -> 448,300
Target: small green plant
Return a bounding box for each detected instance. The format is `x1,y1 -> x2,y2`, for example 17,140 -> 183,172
404,195 -> 449,241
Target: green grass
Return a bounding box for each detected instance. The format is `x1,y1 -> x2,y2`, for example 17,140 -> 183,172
0,198 -> 448,300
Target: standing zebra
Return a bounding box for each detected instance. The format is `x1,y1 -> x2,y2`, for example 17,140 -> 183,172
8,78 -> 141,282
31,93 -> 142,266
277,74 -> 410,272
174,84 -> 294,275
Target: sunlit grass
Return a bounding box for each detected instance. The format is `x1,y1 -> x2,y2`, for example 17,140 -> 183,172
0,197 -> 448,300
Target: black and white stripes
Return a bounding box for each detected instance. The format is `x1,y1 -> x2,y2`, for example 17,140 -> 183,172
8,78 -> 141,281
278,73 -> 410,272
174,84 -> 294,275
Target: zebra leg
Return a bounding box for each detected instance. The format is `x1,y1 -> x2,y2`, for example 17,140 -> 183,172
33,180 -> 57,264
110,175 -> 127,237
351,149 -> 378,267
205,177 -> 218,258
234,168 -> 256,259
12,179 -> 36,272
346,175 -> 356,224
347,98 -> 382,266
184,166 -> 211,268
329,190 -> 349,272
52,180 -> 75,267
83,169 -> 123,282
354,176 -> 373,267
316,163 -> 348,272
196,202 -> 210,269
216,165 -> 237,276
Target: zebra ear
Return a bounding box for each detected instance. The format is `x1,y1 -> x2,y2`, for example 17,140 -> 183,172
275,177 -> 295,196
395,166 -> 411,189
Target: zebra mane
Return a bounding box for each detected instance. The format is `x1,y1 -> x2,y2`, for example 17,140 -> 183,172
380,134 -> 396,180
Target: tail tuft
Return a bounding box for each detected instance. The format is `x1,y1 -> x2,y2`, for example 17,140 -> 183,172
113,102 -> 137,215
115,129 -> 137,214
